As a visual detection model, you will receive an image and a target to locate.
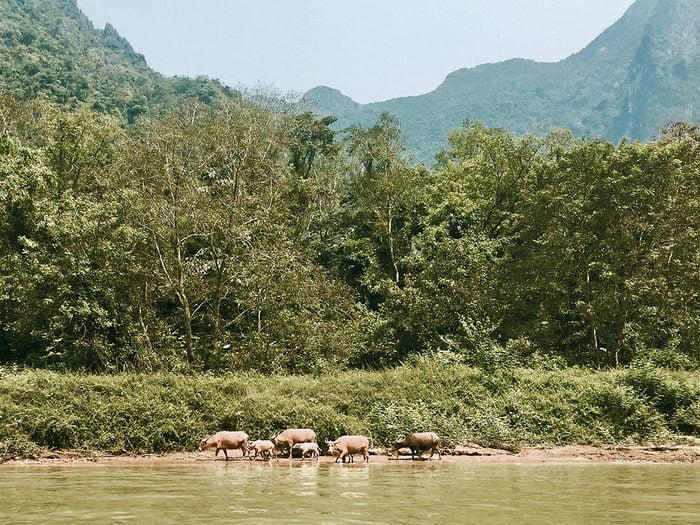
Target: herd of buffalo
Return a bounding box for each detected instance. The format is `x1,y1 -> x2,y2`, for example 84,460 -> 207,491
197,429 -> 442,463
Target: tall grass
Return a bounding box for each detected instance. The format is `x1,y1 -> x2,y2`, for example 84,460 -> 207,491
1,363 -> 698,460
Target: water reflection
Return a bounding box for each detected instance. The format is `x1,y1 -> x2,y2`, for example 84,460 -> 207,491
1,462 -> 699,524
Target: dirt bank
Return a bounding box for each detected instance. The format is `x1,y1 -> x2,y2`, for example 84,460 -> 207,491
4,444 -> 699,466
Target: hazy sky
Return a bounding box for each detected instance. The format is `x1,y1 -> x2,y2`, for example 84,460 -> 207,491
77,0 -> 636,103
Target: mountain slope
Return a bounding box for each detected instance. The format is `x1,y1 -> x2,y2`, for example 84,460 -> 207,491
304,0 -> 699,163
0,0 -> 233,121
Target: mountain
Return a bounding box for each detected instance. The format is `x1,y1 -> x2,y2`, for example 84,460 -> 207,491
0,0 -> 234,121
1,0 -> 696,154
303,0 -> 700,163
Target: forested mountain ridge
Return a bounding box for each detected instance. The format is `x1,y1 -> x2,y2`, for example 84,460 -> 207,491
0,0 -> 233,121
304,0 -> 700,163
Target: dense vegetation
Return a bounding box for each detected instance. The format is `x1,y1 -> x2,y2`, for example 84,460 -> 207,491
1,93 -> 698,373
1,363 -> 698,459
305,0 -> 700,162
0,0 -> 698,458
0,0 -> 234,121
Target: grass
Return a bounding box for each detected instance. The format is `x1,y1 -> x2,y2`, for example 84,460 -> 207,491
1,362 -> 699,460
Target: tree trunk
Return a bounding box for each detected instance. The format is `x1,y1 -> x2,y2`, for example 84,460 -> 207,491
387,210 -> 399,284
175,239 -> 194,363
213,258 -> 225,339
586,267 -> 600,369
179,291 -> 195,363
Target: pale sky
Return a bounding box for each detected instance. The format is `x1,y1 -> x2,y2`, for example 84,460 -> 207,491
77,0 -> 636,103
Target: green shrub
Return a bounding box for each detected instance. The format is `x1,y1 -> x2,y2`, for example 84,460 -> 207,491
0,365 -> 698,460
622,367 -> 694,421
675,400 -> 700,435
632,348 -> 698,371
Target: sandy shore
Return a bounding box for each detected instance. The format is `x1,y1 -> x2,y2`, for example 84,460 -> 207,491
4,444 -> 700,466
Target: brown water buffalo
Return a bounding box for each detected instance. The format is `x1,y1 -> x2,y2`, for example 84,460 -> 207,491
248,439 -> 276,461
198,431 -> 249,460
327,435 -> 370,463
293,442 -> 322,459
272,429 -> 317,459
393,432 -> 441,460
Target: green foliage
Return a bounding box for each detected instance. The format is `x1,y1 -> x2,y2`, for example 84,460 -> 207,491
0,97 -> 374,372
0,93 -> 698,372
0,1 -> 697,458
0,1 -> 697,374
0,0 -> 234,121
491,126 -> 700,367
622,367 -> 695,423
2,365 -> 698,459
327,114 -> 427,310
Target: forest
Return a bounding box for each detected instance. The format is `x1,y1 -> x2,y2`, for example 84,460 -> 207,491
1,93 -> 698,374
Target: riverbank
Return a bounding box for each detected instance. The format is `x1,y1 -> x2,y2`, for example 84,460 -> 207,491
4,444 -> 700,466
1,365 -> 699,461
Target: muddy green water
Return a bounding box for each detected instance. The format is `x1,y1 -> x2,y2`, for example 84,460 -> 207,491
1,461 -> 699,524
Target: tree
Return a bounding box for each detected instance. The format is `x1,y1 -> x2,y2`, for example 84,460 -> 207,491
336,114 -> 426,307
125,105 -> 213,364
289,112 -> 338,179
502,133 -> 700,367
0,116 -> 145,370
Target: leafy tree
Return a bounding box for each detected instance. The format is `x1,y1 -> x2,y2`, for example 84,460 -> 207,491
0,118 -> 146,369
289,112 -> 338,179
0,92 -> 697,372
334,114 -> 426,307
501,132 -> 700,367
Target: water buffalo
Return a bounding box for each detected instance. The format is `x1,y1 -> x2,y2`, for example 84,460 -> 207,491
327,435 -> 370,464
272,429 -> 317,459
293,442 -> 322,459
198,431 -> 249,460
393,432 -> 441,460
248,439 -> 276,461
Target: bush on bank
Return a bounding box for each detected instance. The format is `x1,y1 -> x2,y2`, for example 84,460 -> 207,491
1,363 -> 698,460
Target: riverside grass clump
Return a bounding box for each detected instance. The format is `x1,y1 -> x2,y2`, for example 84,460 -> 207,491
1,364 -> 699,460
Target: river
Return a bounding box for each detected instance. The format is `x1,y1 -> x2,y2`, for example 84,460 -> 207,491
1,461 -> 698,523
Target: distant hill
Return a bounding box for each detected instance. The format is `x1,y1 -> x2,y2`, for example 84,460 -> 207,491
1,0 -> 697,154
304,0 -> 700,163
0,0 -> 234,121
